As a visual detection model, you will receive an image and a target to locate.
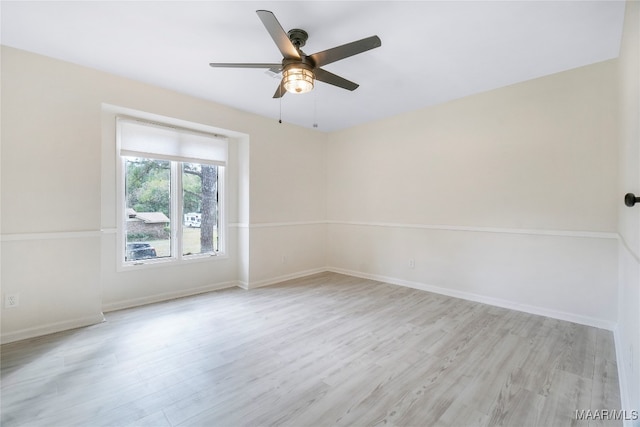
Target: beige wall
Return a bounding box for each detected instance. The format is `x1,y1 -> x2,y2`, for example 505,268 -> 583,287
327,60 -> 618,230
0,46 -> 327,341
616,0 -> 640,416
326,59 -> 619,328
246,120 -> 327,286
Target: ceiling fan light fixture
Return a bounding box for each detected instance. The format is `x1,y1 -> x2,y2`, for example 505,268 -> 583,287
283,64 -> 315,94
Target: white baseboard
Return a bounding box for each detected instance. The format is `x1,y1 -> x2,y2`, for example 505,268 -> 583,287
102,280 -> 239,312
2,273 -> 320,344
243,266 -> 616,330
326,267 -> 616,331
3,267 -> 616,352
0,313 -> 106,345
244,268 -> 327,290
613,325 -> 635,427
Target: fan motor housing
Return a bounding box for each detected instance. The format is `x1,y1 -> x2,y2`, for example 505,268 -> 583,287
287,28 -> 308,48
282,56 -> 315,68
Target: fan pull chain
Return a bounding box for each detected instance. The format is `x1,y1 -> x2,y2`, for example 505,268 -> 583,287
279,84 -> 283,124
313,90 -> 318,128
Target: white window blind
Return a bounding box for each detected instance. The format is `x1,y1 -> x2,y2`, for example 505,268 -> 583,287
117,117 -> 227,166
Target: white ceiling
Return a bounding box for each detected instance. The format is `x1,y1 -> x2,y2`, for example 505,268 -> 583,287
1,1 -> 626,132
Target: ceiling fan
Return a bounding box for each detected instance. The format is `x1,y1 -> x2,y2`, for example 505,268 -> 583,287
209,10 -> 381,98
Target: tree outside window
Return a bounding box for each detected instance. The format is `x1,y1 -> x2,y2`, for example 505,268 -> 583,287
124,157 -> 221,262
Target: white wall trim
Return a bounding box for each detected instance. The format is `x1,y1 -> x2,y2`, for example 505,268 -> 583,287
0,230 -> 102,242
213,219 -> 619,239
98,221 -> 617,240
245,268 -> 327,290
239,266 -> 616,331
229,223 -> 248,228
226,222 -> 327,229
102,280 -> 239,312
0,313 -> 106,345
3,266 -> 617,347
249,221 -> 326,228
0,224 -> 256,241
327,220 -> 618,240
101,269 -> 325,299
326,267 -> 616,331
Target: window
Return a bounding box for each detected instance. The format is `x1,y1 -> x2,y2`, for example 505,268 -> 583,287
117,118 -> 227,266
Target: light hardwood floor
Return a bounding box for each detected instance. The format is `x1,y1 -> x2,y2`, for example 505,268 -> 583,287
1,272 -> 621,426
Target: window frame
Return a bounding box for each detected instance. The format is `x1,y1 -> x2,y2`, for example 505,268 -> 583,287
115,117 -> 227,271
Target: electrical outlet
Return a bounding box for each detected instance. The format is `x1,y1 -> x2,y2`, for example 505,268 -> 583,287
409,259 -> 415,269
5,293 -> 19,308
281,255 -> 287,264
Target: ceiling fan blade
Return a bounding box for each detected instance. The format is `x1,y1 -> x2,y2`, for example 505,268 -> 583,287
310,35 -> 381,68
314,68 -> 359,91
256,10 -> 301,60
272,79 -> 287,98
209,63 -> 282,69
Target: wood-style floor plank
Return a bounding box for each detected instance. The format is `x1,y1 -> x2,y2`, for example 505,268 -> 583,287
1,272 -> 621,426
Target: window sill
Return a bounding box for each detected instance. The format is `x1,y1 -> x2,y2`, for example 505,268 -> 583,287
118,252 -> 228,272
